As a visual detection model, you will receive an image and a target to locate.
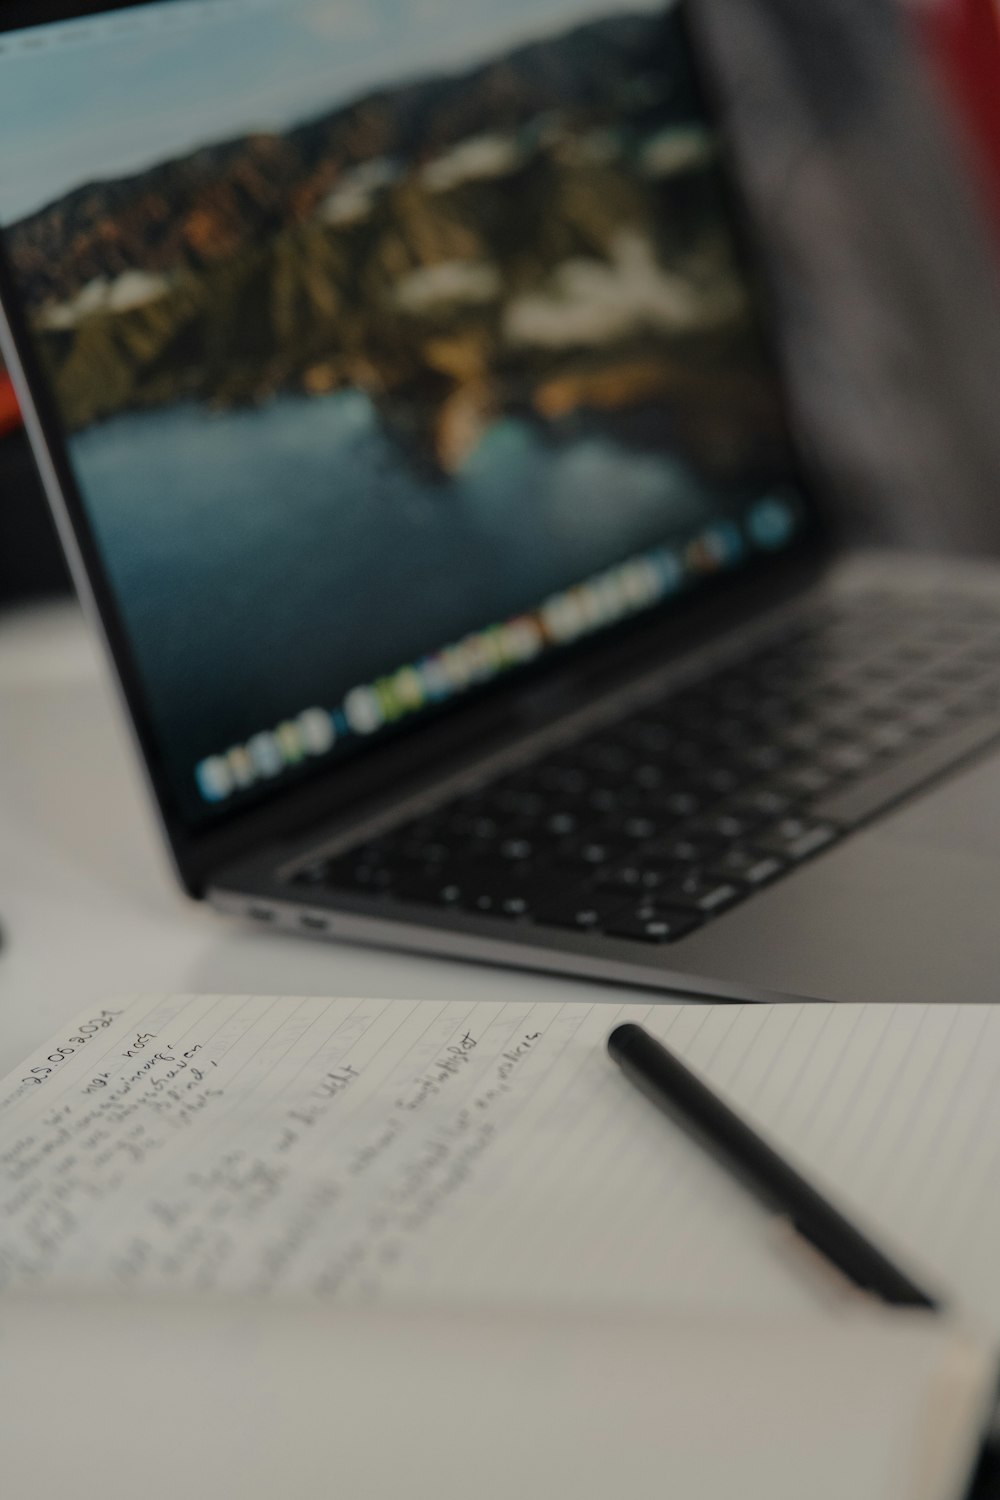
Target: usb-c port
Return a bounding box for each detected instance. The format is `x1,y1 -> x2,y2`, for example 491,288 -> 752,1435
248,906 -> 276,923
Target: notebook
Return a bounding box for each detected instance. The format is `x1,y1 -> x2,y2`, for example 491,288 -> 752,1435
0,1296 -> 988,1500
1,993 -> 999,1500
3,992 -> 1000,1321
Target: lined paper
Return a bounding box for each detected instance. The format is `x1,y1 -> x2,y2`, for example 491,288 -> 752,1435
699,1004 -> 1000,1326
2,995 -> 1000,1327
0,995 -> 821,1313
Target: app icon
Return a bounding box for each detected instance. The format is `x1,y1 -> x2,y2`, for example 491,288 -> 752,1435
574,583 -> 605,632
375,677 -> 404,722
298,708 -> 336,756
501,617 -> 544,662
227,745 -> 256,789
196,756 -> 234,803
276,721 -> 305,765
591,571 -> 628,627
418,654 -> 453,701
248,731 -> 284,779
686,535 -> 721,574
749,496 -> 796,550
621,557 -> 662,607
441,642 -> 476,690
653,548 -> 684,594
542,591 -> 585,644
393,666 -> 426,713
483,627 -> 508,670
344,686 -> 385,736
464,632 -> 498,680
702,521 -> 745,568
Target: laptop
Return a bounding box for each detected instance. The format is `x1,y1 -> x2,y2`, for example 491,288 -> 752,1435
4,0 -> 1000,1007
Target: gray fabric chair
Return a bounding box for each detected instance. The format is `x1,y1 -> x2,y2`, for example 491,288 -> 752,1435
695,0 -> 1000,554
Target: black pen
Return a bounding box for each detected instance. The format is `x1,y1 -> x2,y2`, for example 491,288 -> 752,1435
607,1022 -> 939,1310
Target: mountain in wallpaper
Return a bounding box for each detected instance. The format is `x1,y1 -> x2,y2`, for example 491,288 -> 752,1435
6,8 -> 780,479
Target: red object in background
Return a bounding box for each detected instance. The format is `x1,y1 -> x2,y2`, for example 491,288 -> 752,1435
912,0 -> 1000,237
0,370 -> 21,437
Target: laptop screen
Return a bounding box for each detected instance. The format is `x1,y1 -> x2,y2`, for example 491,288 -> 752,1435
0,0 -> 811,828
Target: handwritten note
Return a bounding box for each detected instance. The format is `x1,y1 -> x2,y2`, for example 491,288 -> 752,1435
0,994 -> 820,1313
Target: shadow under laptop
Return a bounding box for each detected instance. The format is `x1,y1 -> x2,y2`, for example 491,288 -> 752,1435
181,918 -> 612,1010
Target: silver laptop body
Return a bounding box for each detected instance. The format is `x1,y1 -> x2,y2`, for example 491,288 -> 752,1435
3,0 -> 1000,1006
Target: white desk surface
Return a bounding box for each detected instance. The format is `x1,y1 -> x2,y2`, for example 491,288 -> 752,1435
0,599 -> 643,1080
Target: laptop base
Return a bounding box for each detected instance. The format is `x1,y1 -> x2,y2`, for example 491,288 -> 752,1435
214,552 -> 1000,1006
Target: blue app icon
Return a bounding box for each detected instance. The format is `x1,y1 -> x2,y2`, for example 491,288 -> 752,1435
196,756 -> 233,803
749,496 -> 796,551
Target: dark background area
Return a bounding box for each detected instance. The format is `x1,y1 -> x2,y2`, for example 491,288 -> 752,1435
0,424 -> 70,602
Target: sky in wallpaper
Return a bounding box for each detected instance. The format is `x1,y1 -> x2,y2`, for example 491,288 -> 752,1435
0,0 -> 670,221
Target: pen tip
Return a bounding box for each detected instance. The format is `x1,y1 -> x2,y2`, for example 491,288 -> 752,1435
608,1023 -> 641,1056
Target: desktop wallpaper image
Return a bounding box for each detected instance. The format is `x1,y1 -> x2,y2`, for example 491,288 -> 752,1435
0,0 -> 797,815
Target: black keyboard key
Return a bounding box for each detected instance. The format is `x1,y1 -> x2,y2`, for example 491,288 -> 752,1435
774,765 -> 837,798
693,766 -> 742,797
664,737 -> 711,769
893,677 -> 943,704
443,811 -> 504,841
863,722 -> 913,755
812,714 -> 1000,827
777,720 -> 826,753
712,715 -> 754,747
654,874 -> 744,916
597,812 -> 670,842
393,873 -> 468,907
496,837 -> 538,862
490,787 -> 547,817
754,818 -> 839,861
630,762 -> 667,792
584,783 -> 638,813
574,739 -> 636,775
399,838 -> 458,865
711,849 -> 786,887
395,867 -> 567,917
643,834 -> 726,864
727,788 -> 794,821
541,809 -> 592,839
530,892 -> 631,933
819,742 -> 874,777
733,743 -> 788,775
555,839 -> 630,871
936,658 -> 998,686
597,860 -> 684,893
604,908 -> 702,944
467,889 -> 535,919
533,765 -> 591,797
651,789 -> 704,819
318,856 -> 400,892
619,720 -> 674,754
653,697 -> 712,733
752,693 -> 800,727
903,701 -> 953,735
713,681 -> 757,713
684,810 -> 762,842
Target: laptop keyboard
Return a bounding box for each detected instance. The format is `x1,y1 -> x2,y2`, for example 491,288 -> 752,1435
291,591 -> 1000,946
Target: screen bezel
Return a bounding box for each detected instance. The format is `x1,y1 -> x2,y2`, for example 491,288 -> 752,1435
0,0 -> 836,894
